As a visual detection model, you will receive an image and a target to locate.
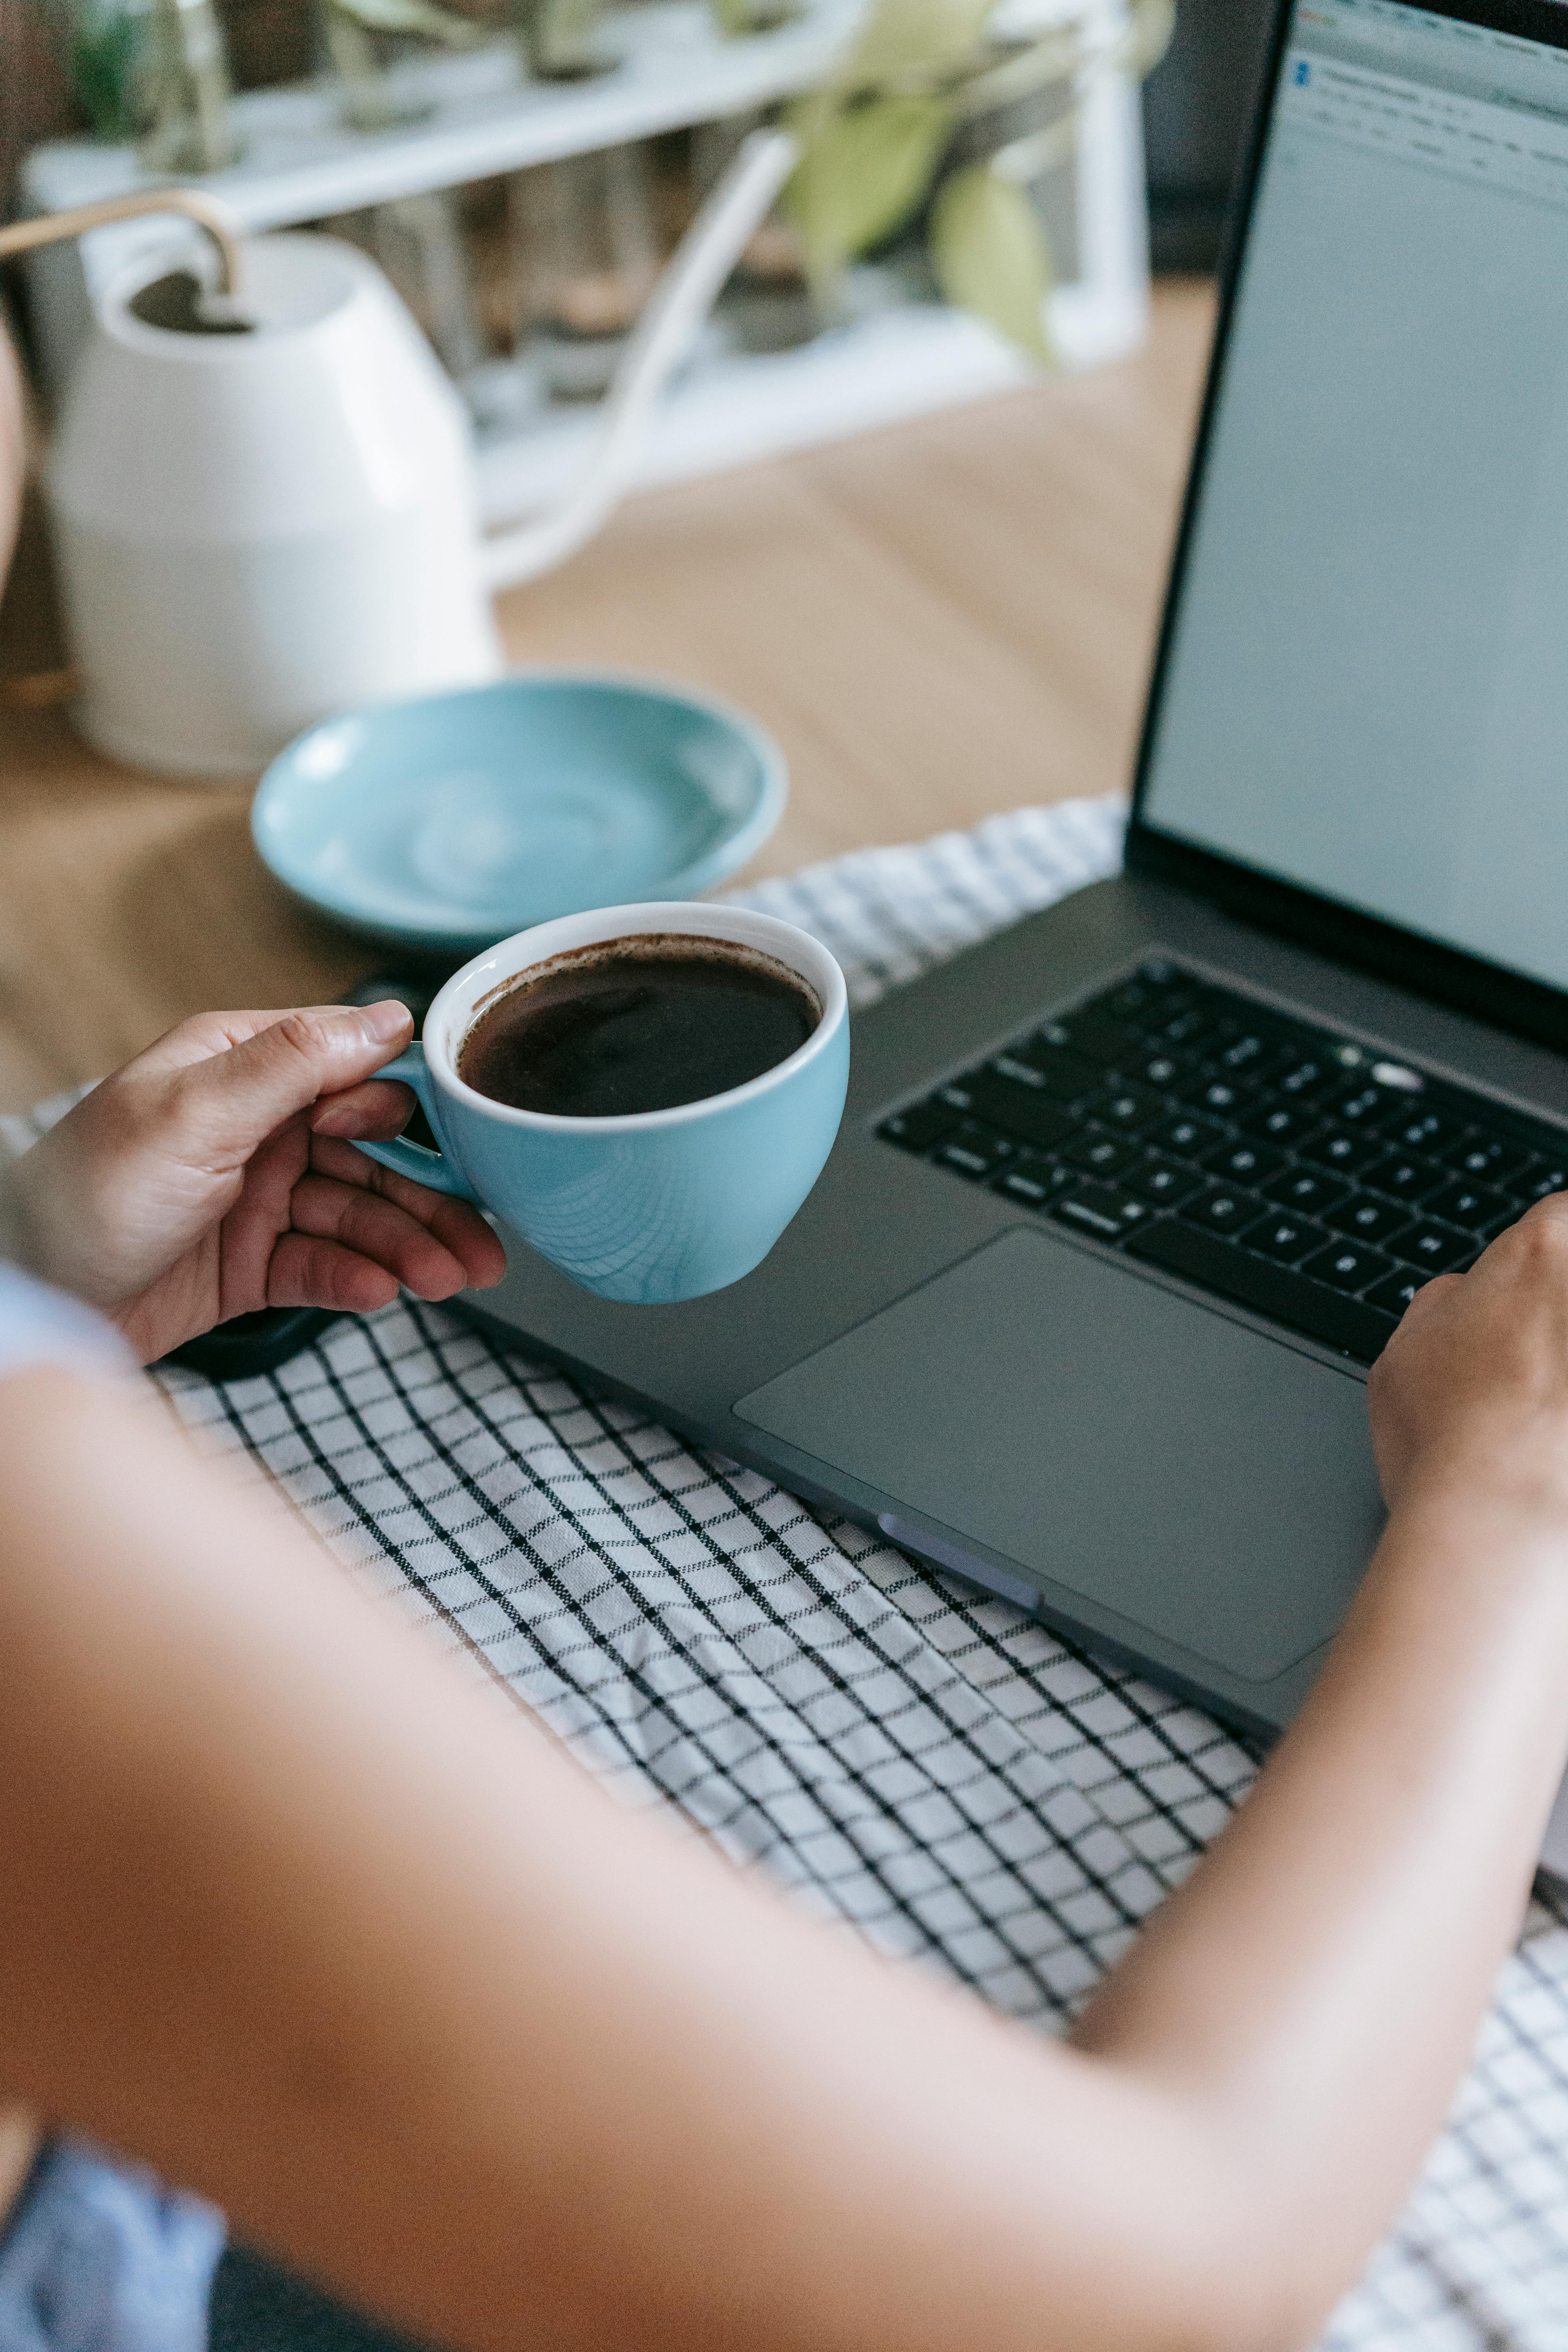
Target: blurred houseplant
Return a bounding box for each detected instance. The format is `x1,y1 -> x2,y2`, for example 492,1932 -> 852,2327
514,0 -> 604,80
321,0 -> 611,93
314,0 -> 495,384
317,0 -> 488,131
779,0 -> 1172,359
510,0 -> 655,399
54,0 -> 494,145
54,0 -> 238,169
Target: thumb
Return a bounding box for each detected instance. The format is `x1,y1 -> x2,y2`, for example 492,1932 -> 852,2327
178,1003 -> 414,1162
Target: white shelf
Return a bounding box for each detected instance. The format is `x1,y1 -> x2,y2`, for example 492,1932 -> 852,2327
471,297 -> 1038,524
16,0 -> 1150,503
21,0 -> 858,231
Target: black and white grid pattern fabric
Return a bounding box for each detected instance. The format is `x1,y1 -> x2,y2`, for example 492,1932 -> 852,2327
13,797 -> 1568,2347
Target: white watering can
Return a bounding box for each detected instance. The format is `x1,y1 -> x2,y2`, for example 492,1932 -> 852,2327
0,133 -> 796,778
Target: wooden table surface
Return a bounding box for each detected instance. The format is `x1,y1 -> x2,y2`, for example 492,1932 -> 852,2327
0,279 -> 1214,1116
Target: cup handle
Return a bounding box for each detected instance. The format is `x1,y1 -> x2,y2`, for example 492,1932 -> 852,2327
350,1045 -> 480,1201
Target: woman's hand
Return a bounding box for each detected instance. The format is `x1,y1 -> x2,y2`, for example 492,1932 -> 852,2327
1368,1193 -> 1568,1524
7,1004 -> 506,1364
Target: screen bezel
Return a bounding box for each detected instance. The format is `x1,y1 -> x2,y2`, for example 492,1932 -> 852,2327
1126,0 -> 1568,1057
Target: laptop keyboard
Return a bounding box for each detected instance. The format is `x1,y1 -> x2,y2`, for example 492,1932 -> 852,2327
878,960 -> 1568,1365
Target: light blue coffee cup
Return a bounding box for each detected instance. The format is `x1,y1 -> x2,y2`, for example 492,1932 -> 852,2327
353,900 -> 850,1306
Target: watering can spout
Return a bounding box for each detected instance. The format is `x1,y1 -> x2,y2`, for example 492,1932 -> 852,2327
477,125 -> 800,594
0,133 -> 800,600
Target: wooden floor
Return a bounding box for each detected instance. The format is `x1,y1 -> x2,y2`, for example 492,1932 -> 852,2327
0,279 -> 1214,1114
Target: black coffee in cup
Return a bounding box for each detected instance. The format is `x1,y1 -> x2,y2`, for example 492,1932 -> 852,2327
457,934 -> 820,1118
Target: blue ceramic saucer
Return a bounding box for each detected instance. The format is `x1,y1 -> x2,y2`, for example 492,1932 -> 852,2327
251,670 -> 787,956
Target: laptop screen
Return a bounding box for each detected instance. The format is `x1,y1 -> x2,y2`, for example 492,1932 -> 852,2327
1136,0 -> 1568,998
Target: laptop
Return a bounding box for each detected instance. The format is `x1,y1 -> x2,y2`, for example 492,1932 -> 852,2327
458,0 -> 1568,1848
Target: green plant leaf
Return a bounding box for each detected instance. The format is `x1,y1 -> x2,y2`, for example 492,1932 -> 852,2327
706,0 -> 755,36
928,160 -> 1053,361
784,90 -> 954,273
330,0 -> 484,46
841,0 -> 995,87
70,15 -> 146,140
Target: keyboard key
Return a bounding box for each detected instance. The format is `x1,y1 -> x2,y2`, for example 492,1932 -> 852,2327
964,1071 -> 1078,1152
1240,1210 -> 1322,1265
1263,1165 -> 1350,1216
1299,1238 -> 1396,1294
1443,1132 -> 1535,1183
1002,1038 -> 1101,1101
1423,1178 -> 1513,1233
1507,1113 -> 1568,1161
993,1154 -> 1072,1208
1047,1011 -> 1138,1062
1299,1123 -> 1388,1176
1123,1152 -> 1209,1207
1060,1128 -> 1137,1178
1361,1151 -> 1445,1204
1237,1097 -> 1321,1146
989,1051 -> 1058,1088
1322,1079 -> 1408,1129
1508,1123 -> 1568,1182
1216,1031 -> 1287,1074
1180,1183 -> 1265,1235
1394,1220 -> 1473,1272
1048,1181 -> 1150,1239
1384,1107 -> 1465,1153
1096,981 -> 1157,1022
1188,1009 -> 1245,1049
1157,1004 -> 1221,1047
1274,1054 -> 1340,1098
1102,969 -> 1185,1020
1125,1047 -> 1200,1090
1200,1138 -> 1287,1186
880,1102 -> 959,1153
1322,1195 -> 1412,1247
1152,1108 -> 1228,1155
1365,1268 -> 1434,1316
1523,1167 -> 1568,1202
1166,997 -> 1250,1044
1263,1044 -> 1333,1089
1125,1218 -> 1399,1363
1183,1074 -> 1260,1117
1088,1083 -> 1165,1134
935,1126 -> 1014,1180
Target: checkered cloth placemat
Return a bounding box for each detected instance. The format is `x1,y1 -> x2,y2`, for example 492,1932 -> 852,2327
14,798 -> 1568,2346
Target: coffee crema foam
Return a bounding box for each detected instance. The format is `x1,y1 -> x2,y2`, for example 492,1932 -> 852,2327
457,934 -> 821,1120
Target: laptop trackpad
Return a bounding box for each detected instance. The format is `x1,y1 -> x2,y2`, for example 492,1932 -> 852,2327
736,1227 -> 1384,1684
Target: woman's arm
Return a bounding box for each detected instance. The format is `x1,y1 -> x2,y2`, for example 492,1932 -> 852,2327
0,2109 -> 38,2231
1071,1201 -> 1568,2322
5,1209 -> 1568,2352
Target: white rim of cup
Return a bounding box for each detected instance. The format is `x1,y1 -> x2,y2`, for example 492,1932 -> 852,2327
420,902 -> 848,1137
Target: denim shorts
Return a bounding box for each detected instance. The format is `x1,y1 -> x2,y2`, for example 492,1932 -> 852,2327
0,2139 -> 430,2352
0,2139 -> 224,2352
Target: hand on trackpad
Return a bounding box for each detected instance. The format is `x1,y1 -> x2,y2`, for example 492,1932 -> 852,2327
737,1228 -> 1384,1684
